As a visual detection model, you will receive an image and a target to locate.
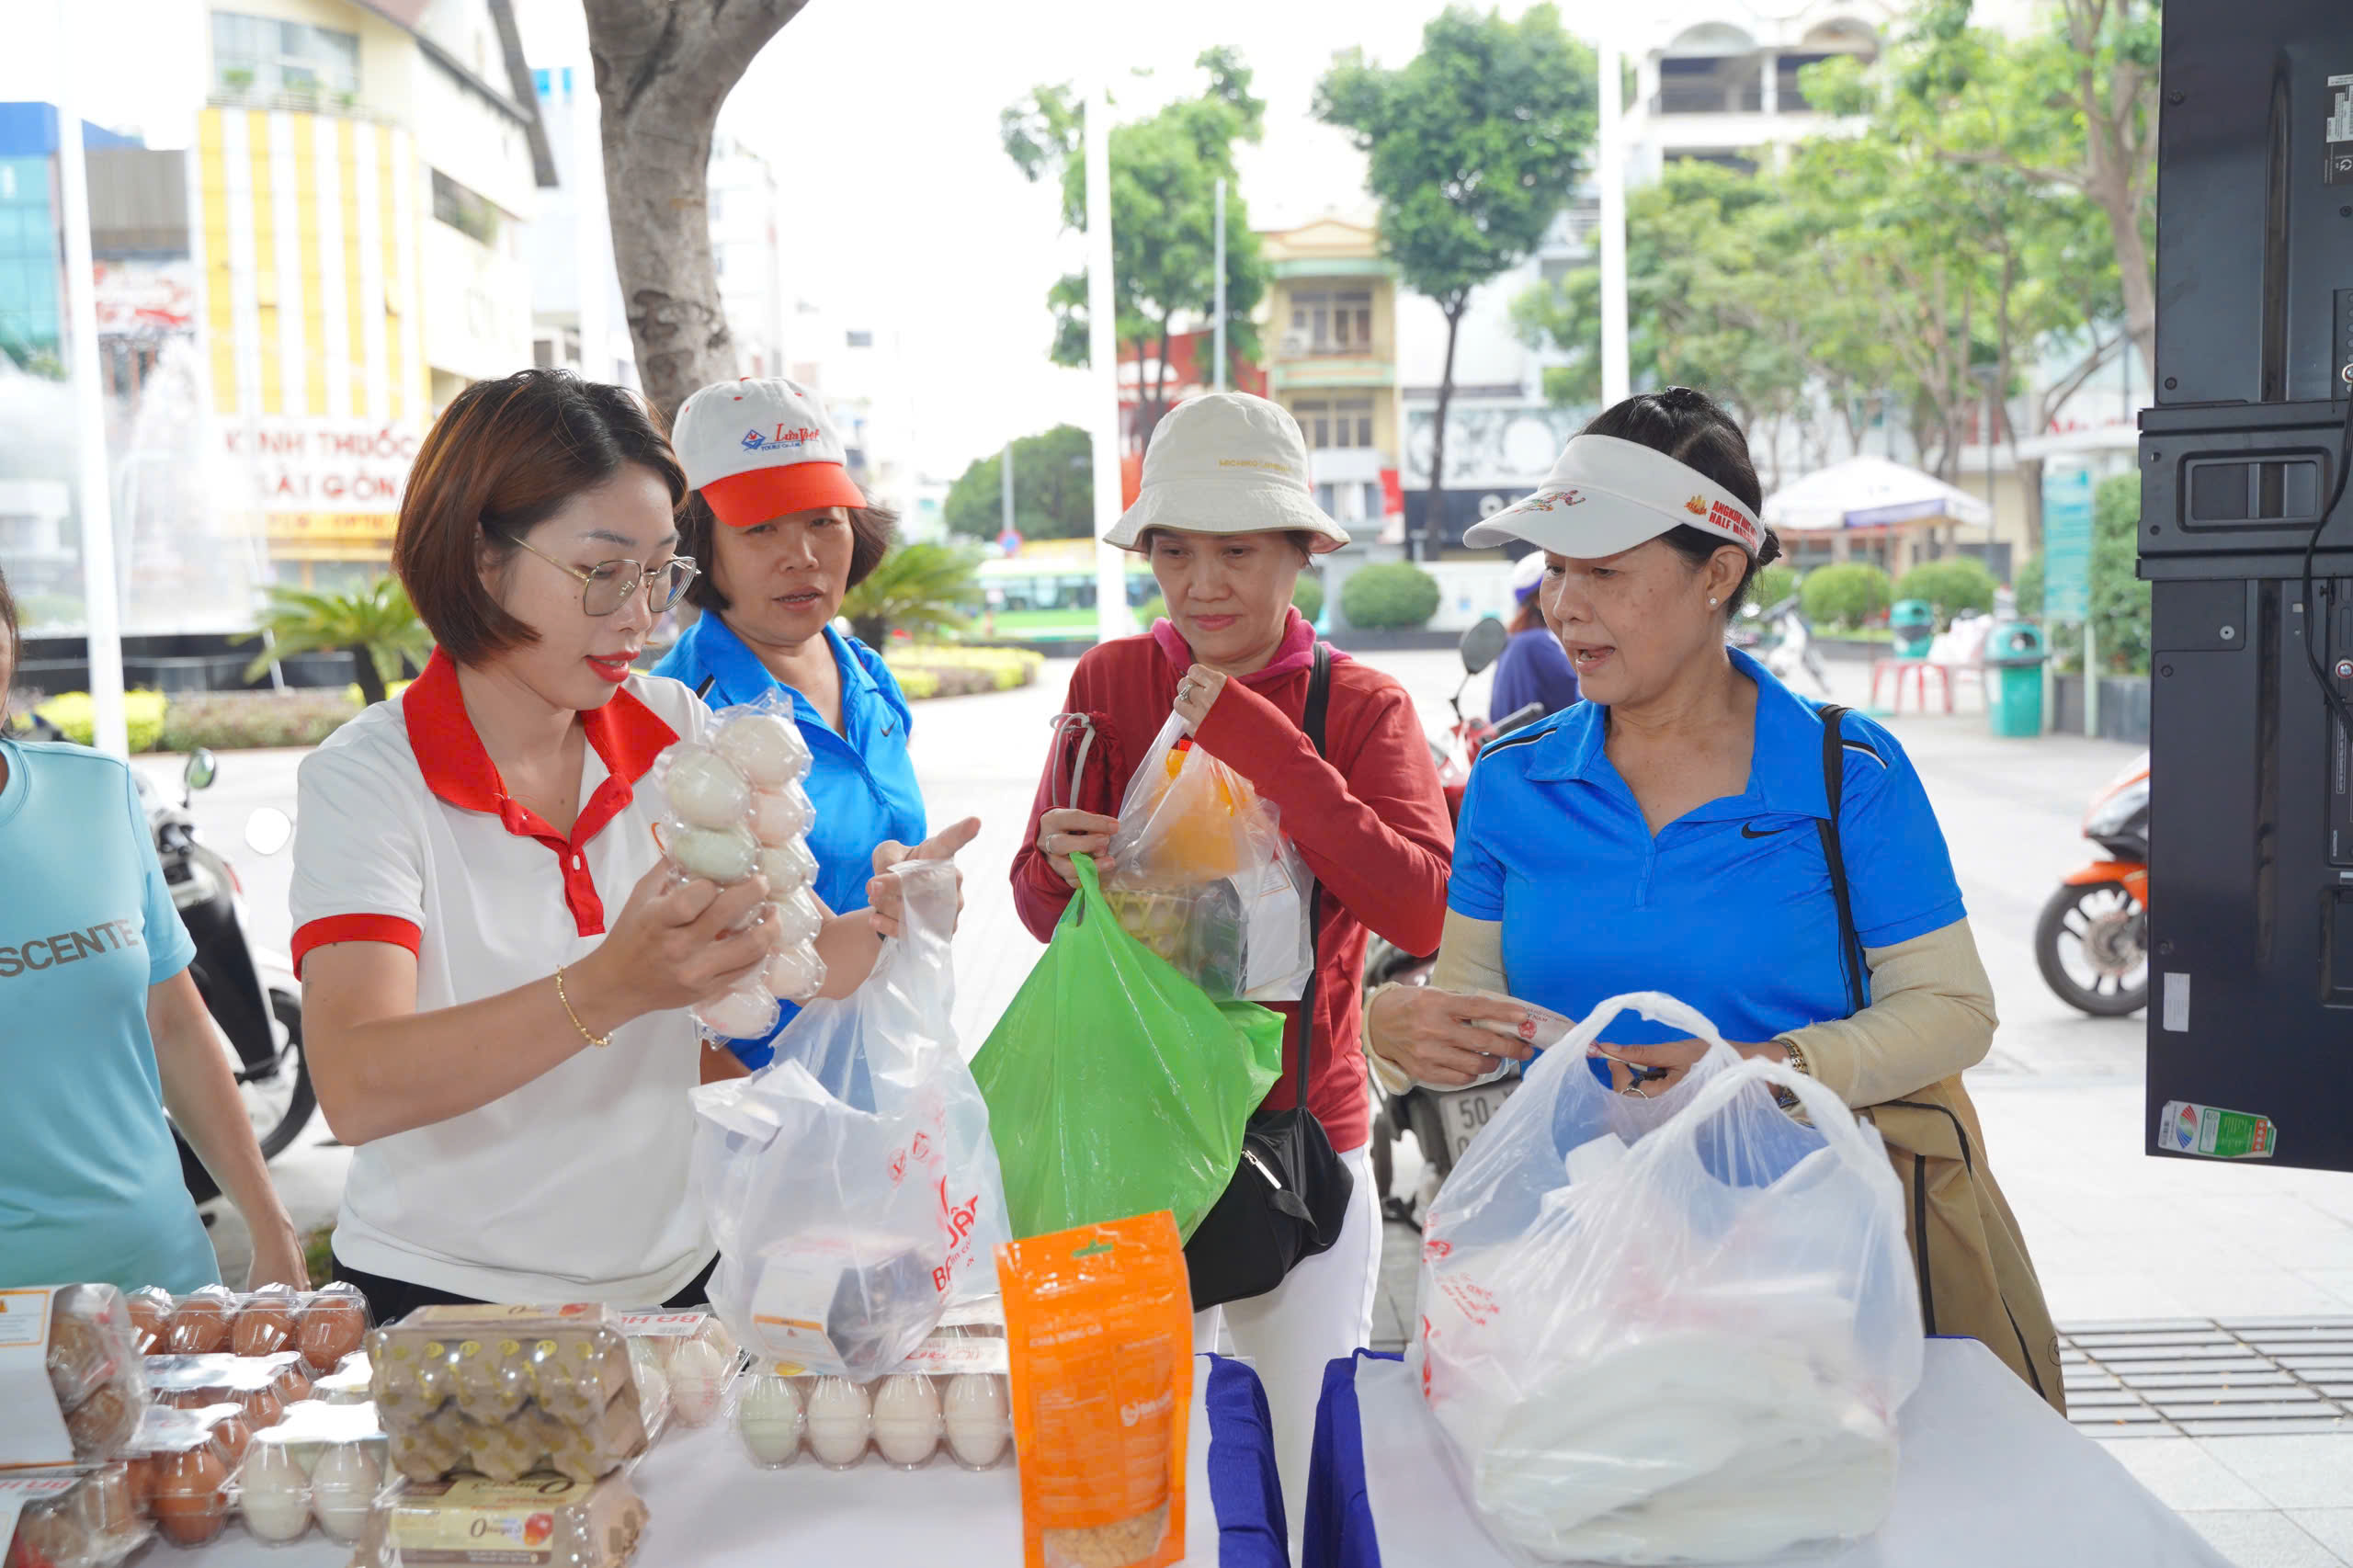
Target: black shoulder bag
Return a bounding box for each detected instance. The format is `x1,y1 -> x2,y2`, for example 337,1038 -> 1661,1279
1183,642 -> 1356,1311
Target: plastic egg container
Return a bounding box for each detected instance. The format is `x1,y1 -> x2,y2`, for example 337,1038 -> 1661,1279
125,1283 -> 372,1372
349,1472 -> 649,1568
653,693 -> 827,1039
227,1429 -> 386,1548
730,1334 -> 1013,1473
144,1353 -> 316,1430
2,1464 -> 151,1568
35,1284 -> 147,1463
119,1408 -> 245,1550
616,1310 -> 742,1430
367,1305 -> 663,1484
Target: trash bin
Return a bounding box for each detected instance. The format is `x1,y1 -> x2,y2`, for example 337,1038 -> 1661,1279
1984,621 -> 2047,737
1890,599 -> 1937,660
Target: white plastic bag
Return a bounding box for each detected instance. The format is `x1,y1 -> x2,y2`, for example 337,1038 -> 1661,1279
1103,711 -> 1313,1002
1409,992 -> 1922,1565
690,860 -> 1012,1381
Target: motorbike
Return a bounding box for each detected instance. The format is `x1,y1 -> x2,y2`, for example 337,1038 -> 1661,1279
1738,594 -> 1830,695
1364,616 -> 1545,1225
135,749 -> 313,1201
2034,752 -> 2150,1017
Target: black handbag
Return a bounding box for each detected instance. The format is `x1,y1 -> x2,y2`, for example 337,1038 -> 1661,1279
1183,642 -> 1356,1311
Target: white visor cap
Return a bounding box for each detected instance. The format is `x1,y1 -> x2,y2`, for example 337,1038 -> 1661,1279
1463,434 -> 1766,561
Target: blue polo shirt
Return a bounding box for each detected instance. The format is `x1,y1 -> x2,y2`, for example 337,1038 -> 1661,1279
0,736 -> 218,1293
1450,646 -> 1964,1056
653,614 -> 927,1067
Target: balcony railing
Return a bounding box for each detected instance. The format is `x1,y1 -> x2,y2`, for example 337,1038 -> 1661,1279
1650,86 -> 1767,116
206,86 -> 384,122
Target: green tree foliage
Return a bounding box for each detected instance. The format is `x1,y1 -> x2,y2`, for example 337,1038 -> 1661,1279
1751,563 -> 1799,613
1895,558 -> 1998,626
943,426 -> 1094,541
1315,6 -> 1597,559
1003,49 -> 1270,437
237,577 -> 430,705
1801,563 -> 1893,632
1340,562 -> 1441,631
841,542 -> 983,647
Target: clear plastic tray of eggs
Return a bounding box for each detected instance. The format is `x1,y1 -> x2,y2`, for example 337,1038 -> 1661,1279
654,693 -> 829,1039
114,1401 -> 386,1551
731,1323 -> 1013,1474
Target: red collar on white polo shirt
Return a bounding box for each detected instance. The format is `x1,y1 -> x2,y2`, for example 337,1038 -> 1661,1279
401,649 -> 676,936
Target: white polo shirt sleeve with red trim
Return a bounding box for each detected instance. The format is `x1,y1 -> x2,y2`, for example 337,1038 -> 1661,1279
290,653 -> 716,1306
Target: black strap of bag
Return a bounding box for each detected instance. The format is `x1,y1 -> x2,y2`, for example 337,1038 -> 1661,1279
1184,642 -> 1357,1312
1814,703 -> 1871,1016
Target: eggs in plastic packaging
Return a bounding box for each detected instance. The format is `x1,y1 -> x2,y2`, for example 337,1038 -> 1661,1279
668,824 -> 761,884
666,1336 -> 731,1428
237,1438 -> 313,1542
942,1373 -> 1013,1470
802,1377 -> 872,1468
736,1375 -> 803,1466
749,783 -> 817,846
760,887 -> 827,950
762,944 -> 827,1004
713,711 -> 810,788
664,744 -> 755,829
756,839 -> 821,897
694,984 -> 781,1040
870,1374 -> 943,1468
310,1440 -> 381,1543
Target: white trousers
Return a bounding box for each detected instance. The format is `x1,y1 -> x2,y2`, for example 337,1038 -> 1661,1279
1194,1142 -> 1381,1550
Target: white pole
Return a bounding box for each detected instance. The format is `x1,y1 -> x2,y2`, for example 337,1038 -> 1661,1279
1597,32 -> 1631,407
53,30 -> 130,758
1212,176 -> 1227,393
1085,83 -> 1126,644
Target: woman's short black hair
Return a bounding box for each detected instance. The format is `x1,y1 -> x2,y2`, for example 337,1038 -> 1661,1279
1582,386 -> 1783,617
679,497 -> 899,615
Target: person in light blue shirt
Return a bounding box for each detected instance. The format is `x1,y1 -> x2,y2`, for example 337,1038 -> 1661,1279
655,377 -> 927,1069
1489,549 -> 1581,726
0,568 -> 306,1293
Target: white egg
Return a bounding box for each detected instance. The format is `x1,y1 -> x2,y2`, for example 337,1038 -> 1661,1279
733,1374 -> 809,1460
870,1374 -> 943,1468
713,713 -> 810,787
761,889 -> 827,950
761,944 -> 827,1004
236,1442 -> 313,1541
735,1375 -> 803,1466
749,785 -> 816,846
309,1441 -> 381,1544
756,839 -> 821,896
802,1377 -> 872,1469
627,1340 -> 672,1426
667,1336 -> 730,1428
669,824 -> 760,884
695,985 -> 779,1040
663,746 -> 752,829
943,1374 -> 1012,1470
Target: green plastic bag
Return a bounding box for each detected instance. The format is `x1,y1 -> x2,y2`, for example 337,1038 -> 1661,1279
972,855 -> 1285,1242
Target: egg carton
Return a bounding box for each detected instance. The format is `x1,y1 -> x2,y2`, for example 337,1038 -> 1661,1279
731,1335 -> 1013,1473
349,1471 -> 648,1568
125,1283 -> 371,1372
650,696 -> 827,1039
222,1428 -> 386,1549
143,1353 -> 315,1426
1,1465 -> 151,1568
28,1286 -> 147,1465
615,1310 -> 742,1431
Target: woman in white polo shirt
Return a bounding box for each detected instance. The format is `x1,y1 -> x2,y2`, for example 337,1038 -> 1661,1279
292,370 -> 976,1317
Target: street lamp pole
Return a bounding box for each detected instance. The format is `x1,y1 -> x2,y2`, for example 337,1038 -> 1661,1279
1598,28 -> 1631,408
1086,82 -> 1126,645
1212,177 -> 1227,393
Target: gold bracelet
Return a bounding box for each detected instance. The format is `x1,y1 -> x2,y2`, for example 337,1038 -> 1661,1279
1780,1035 -> 1812,1076
553,965 -> 610,1049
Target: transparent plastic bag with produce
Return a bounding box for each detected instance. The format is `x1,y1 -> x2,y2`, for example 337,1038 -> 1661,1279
691,859 -> 1010,1381
1104,713 -> 1313,1003
970,854 -> 1284,1243
1409,992 -> 1923,1566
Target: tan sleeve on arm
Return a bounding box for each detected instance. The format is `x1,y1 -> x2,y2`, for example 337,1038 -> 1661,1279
1779,917 -> 1998,1108
1365,910 -> 1510,1094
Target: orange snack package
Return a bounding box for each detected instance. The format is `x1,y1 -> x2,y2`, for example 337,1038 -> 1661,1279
996,1212 -> 1192,1568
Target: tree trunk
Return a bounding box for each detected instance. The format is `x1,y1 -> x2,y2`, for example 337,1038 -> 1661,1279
1424,301 -> 1466,563
2017,453 -> 2046,559
352,647 -> 387,707
584,0 -> 806,421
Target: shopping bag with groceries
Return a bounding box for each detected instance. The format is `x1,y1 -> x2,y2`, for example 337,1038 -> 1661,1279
1410,991 -> 1924,1566
689,859 -> 1011,1381
1102,712 -> 1315,1003
970,853 -> 1285,1242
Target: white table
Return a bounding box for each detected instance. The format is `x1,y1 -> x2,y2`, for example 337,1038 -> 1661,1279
175,1354 -> 1283,1566
1305,1339 -> 2235,1568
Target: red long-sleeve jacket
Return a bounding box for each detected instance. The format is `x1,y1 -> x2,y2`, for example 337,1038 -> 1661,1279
1010,612 -> 1453,1153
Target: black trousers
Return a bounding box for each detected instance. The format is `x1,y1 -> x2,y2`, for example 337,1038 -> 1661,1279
334,1254 -> 719,1324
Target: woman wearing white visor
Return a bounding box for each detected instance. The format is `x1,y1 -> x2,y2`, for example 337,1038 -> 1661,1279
1364,387 -> 2062,1407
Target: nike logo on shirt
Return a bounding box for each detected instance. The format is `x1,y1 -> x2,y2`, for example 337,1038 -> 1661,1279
1740,822 -> 1793,839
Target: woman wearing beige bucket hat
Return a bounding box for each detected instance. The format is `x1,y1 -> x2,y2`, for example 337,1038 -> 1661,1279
1009,392 -> 1454,1528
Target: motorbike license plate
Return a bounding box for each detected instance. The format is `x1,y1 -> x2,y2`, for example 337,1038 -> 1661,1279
1442,1080 -> 1519,1162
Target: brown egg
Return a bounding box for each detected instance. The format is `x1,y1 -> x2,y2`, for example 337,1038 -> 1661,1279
125,1289 -> 173,1356
270,1360 -> 315,1405
298,1297 -> 369,1372
63,1381 -> 137,1458
165,1289 -> 234,1355
206,1410 -> 255,1467
122,1455 -> 156,1517
234,1383 -> 286,1430
148,1445 -> 231,1547
43,1312 -> 114,1410
233,1304 -> 296,1358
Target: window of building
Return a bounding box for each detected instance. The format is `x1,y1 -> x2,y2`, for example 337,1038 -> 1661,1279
1287,289 -> 1374,353
532,337 -> 556,369
1338,396 -> 1374,449
430,170 -> 502,247
1292,399 -> 1332,449
211,12 -> 359,101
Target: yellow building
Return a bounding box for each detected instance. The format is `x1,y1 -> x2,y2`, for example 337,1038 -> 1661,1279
197,0 -> 549,581
1259,218 -> 1403,532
